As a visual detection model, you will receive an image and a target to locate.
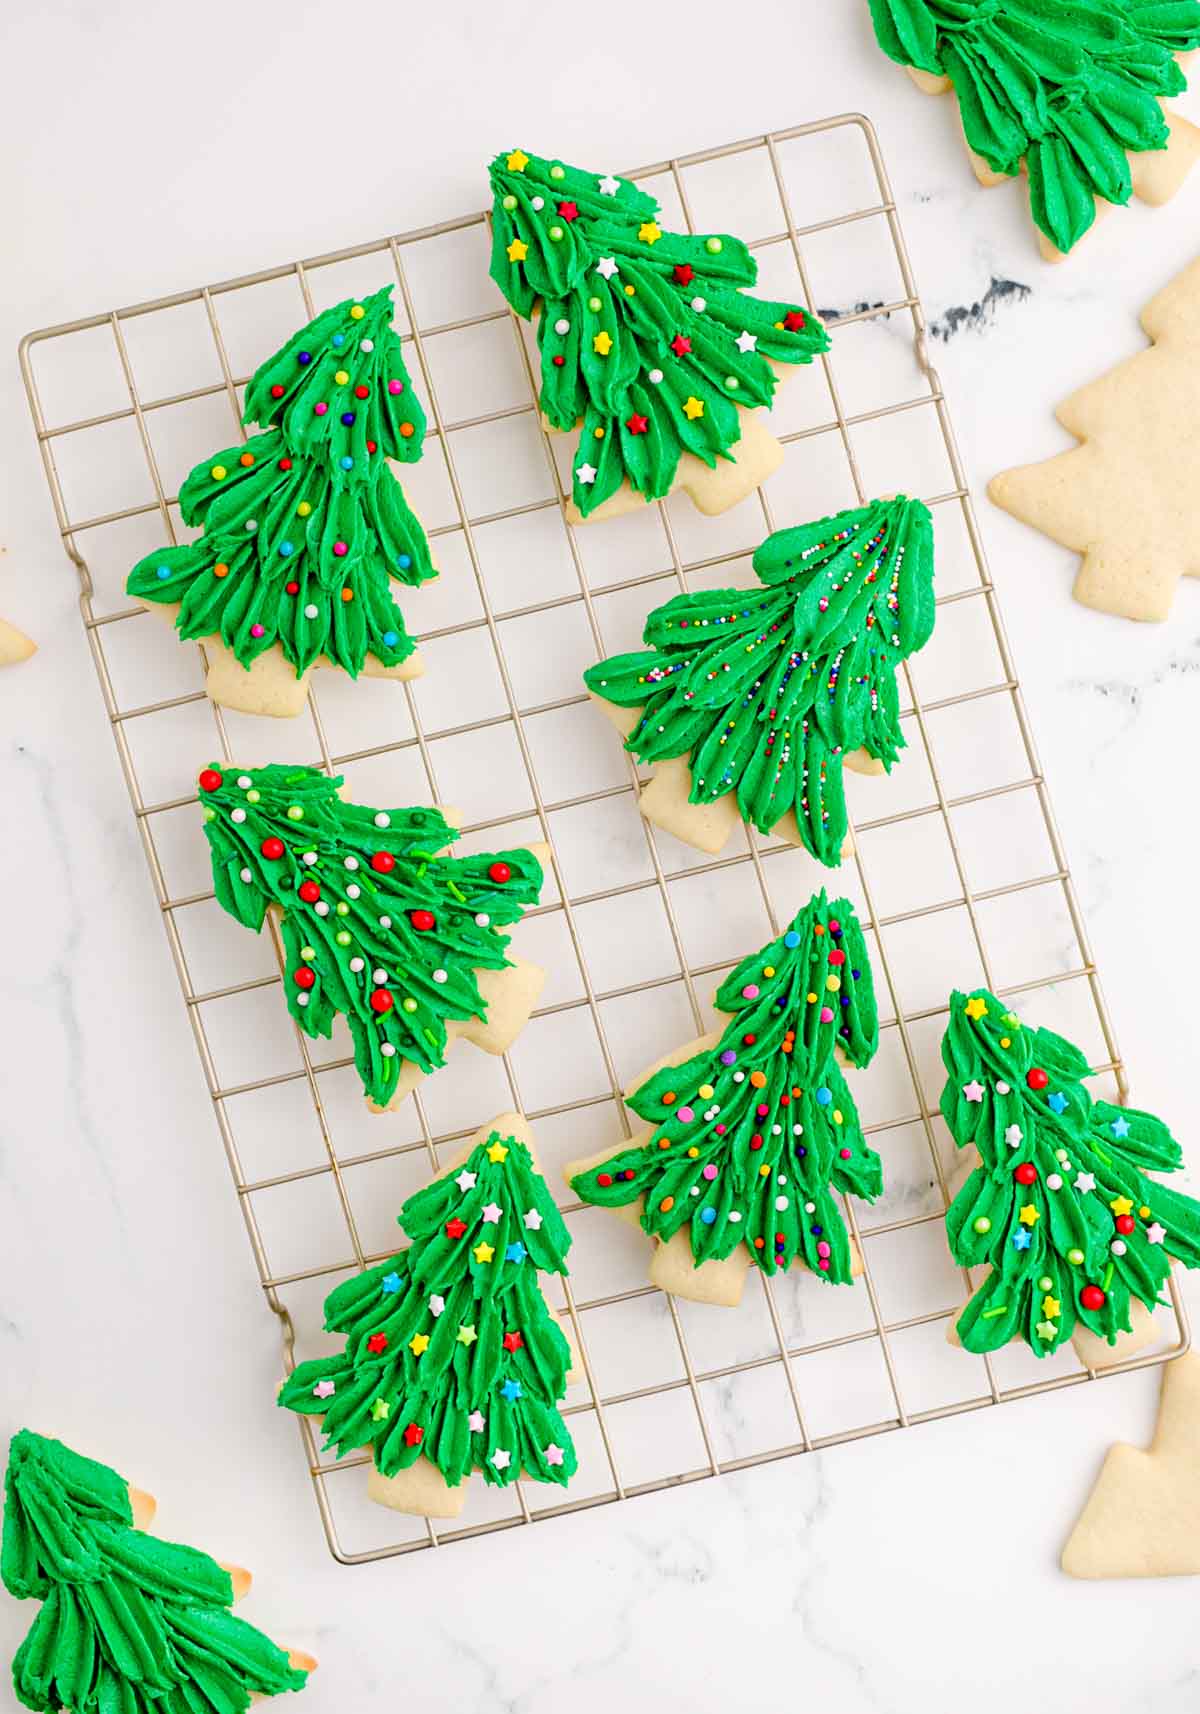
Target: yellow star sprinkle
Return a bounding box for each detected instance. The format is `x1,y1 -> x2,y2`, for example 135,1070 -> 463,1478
409,1333 -> 430,1357
506,150 -> 529,172
965,997 -> 988,1020
1018,1204 -> 1040,1226
457,1324 -> 477,1346
473,1241 -> 495,1264
638,221 -> 662,244
1041,1295 -> 1061,1320
683,396 -> 705,420
487,1141 -> 509,1164
1110,1196 -> 1134,1217
506,238 -> 528,263
593,330 -> 613,356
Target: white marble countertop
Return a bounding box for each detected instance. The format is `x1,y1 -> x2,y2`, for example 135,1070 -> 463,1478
4,5 -> 1200,1710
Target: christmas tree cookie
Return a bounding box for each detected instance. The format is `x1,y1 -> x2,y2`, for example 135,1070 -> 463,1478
279,1112 -> 578,1519
990,256 -> 1200,621
128,286 -> 435,717
2,1430 -> 313,1712
488,147 -> 829,523
567,892 -> 882,1307
868,1 -> 1200,260
584,493 -> 935,863
199,764 -> 547,1111
940,988 -> 1200,1365
0,618 -> 35,665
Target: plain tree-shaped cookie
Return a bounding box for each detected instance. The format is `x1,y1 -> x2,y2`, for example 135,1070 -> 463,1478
989,256 -> 1200,620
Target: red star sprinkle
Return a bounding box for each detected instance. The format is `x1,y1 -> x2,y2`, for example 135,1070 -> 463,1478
445,1218 -> 467,1239
670,334 -> 692,357
673,263 -> 694,286
558,200 -> 579,221
782,310 -> 807,331
625,412 -> 649,435
366,1333 -> 389,1354
502,1331 -> 524,1352
403,1423 -> 424,1446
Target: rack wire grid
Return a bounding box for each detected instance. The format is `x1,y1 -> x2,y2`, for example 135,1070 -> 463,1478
19,112 -> 1190,1567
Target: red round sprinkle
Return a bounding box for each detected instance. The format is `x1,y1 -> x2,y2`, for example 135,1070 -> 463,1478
370,989 -> 394,1014
270,383 -> 285,399
278,457 -> 293,470
298,880 -> 321,903
1115,1213 -> 1136,1235
1013,1162 -> 1037,1186
1080,1285 -> 1106,1311
623,1169 -> 636,1181
750,1134 -> 763,1150
293,967 -> 316,990
261,837 -> 285,860
597,1173 -> 613,1187
1027,1067 -> 1049,1090
371,851 -> 396,874
355,384 -> 369,399
410,909 -> 436,932
285,580 -> 300,595
553,355 -> 565,366
743,1034 -> 756,1046
488,861 -> 512,883
198,768 -> 223,793
366,439 -> 377,453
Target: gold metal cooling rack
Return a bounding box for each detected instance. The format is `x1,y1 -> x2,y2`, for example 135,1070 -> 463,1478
20,113 -> 1189,1566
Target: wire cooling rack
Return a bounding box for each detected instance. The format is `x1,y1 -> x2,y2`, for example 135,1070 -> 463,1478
20,113 -> 1190,1566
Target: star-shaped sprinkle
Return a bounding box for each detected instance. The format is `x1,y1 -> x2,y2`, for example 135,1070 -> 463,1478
1074,1172 -> 1096,1194
457,1324 -> 477,1345
544,1443 -> 565,1466
500,1379 -> 523,1402
558,199 -> 579,221
506,150 -> 529,172
625,412 -> 649,435
409,1333 -> 429,1357
445,1217 -> 467,1239
523,1208 -> 543,1230
576,462 -> 597,485
638,220 -> 662,244
1005,1124 -> 1023,1149
1147,1222 -> 1167,1244
782,310 -> 807,331
670,333 -> 692,357
1041,1295 -> 1061,1319
505,1241 -> 528,1264
962,1080 -> 985,1103
403,1423 -> 423,1446
487,1140 -> 509,1164
468,1410 -> 485,1432
1011,1228 -> 1032,1251
1110,1196 -> 1134,1217
381,1271 -> 403,1294
473,1241 -> 495,1264
595,256 -> 619,279
313,1379 -> 336,1399
428,1293 -> 445,1317
597,174 -> 620,195
683,396 -> 705,420
1047,1092 -> 1068,1115
491,1448 -> 512,1470
502,1330 -> 524,1352
370,1398 -> 389,1422
506,238 -> 528,264
366,1332 -> 389,1355
734,330 -> 758,354
455,1170 -> 477,1192
482,1202 -> 503,1223
1018,1204 -> 1040,1226
593,330 -> 613,356
1110,1116 -> 1131,1138
1036,1321 -> 1058,1342
965,997 -> 988,1020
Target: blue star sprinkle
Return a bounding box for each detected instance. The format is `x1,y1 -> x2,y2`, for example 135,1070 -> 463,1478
500,1378 -> 523,1402
1047,1092 -> 1068,1115
381,1272 -> 403,1294
1011,1228 -> 1032,1251
505,1242 -> 527,1264
1110,1117 -> 1131,1139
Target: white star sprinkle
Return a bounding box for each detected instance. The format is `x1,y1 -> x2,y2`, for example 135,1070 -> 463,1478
1074,1171 -> 1096,1194
544,1443 -> 565,1466
1005,1124 -> 1023,1148
734,330 -> 757,353
523,1208 -> 544,1231
597,174 -> 620,196
428,1293 -> 445,1317
468,1410 -> 485,1432
455,1170 -> 477,1192
595,256 -> 620,279
481,1203 -> 503,1224
312,1380 -> 336,1399
1146,1222 -> 1167,1245
962,1080 -> 985,1103
576,463 -> 597,485
490,1448 -> 512,1470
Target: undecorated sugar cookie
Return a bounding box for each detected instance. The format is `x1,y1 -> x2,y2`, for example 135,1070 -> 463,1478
198,764 -> 546,1111
990,255 -> 1200,621
2,1429 -> 314,1710
128,287 -> 436,717
867,1 -> 1200,260
487,147 -> 829,523
567,891 -> 881,1306
939,987 -> 1200,1364
279,1112 -> 578,1518
584,493 -> 935,864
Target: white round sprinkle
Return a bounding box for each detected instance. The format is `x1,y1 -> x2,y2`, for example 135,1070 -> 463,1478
374,812 -> 391,828
728,1211 -> 742,1223
230,807 -> 246,823
433,968 -> 448,984
346,884 -> 360,899
531,195 -> 545,210
475,912 -> 490,927
772,1124 -> 782,1136
996,1081 -> 1010,1095
804,1202 -> 815,1214
296,993 -> 309,1008
775,1196 -> 789,1212
373,969 -> 388,985
793,1124 -> 804,1137
690,1186 -> 700,1197
302,851 -> 318,865
648,368 -> 663,384
554,318 -> 570,335
344,856 -> 359,871
380,1042 -> 396,1058
1046,1173 -> 1063,1191
360,338 -> 374,352
245,519 -> 258,533
314,901 -> 330,917
733,1071 -> 745,1083
304,603 -> 319,619
239,867 -> 253,884
777,1175 -> 788,1187
1111,1239 -> 1127,1256
690,296 -> 706,313
349,957 -> 365,973
237,775 -> 252,789
379,915 -> 392,929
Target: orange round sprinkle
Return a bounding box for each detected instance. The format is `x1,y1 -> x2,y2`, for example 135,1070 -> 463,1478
750,1071 -> 767,1089
814,924 -> 825,935
341,587 -> 354,603
399,422 -> 415,438
658,1137 -> 671,1150
239,451 -> 254,467
792,1086 -> 802,1098
213,563 -> 230,579
754,1236 -> 765,1249
661,1091 -> 676,1105
660,1196 -> 674,1212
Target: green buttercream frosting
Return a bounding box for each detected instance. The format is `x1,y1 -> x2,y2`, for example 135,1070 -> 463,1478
868,0 -> 1200,252
279,1130 -> 577,1488
572,892 -> 882,1279
487,147 -> 830,516
584,494 -> 935,866
1,1430 -> 307,1713
940,987 -> 1200,1355
198,763 -> 543,1108
128,286 -> 435,679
